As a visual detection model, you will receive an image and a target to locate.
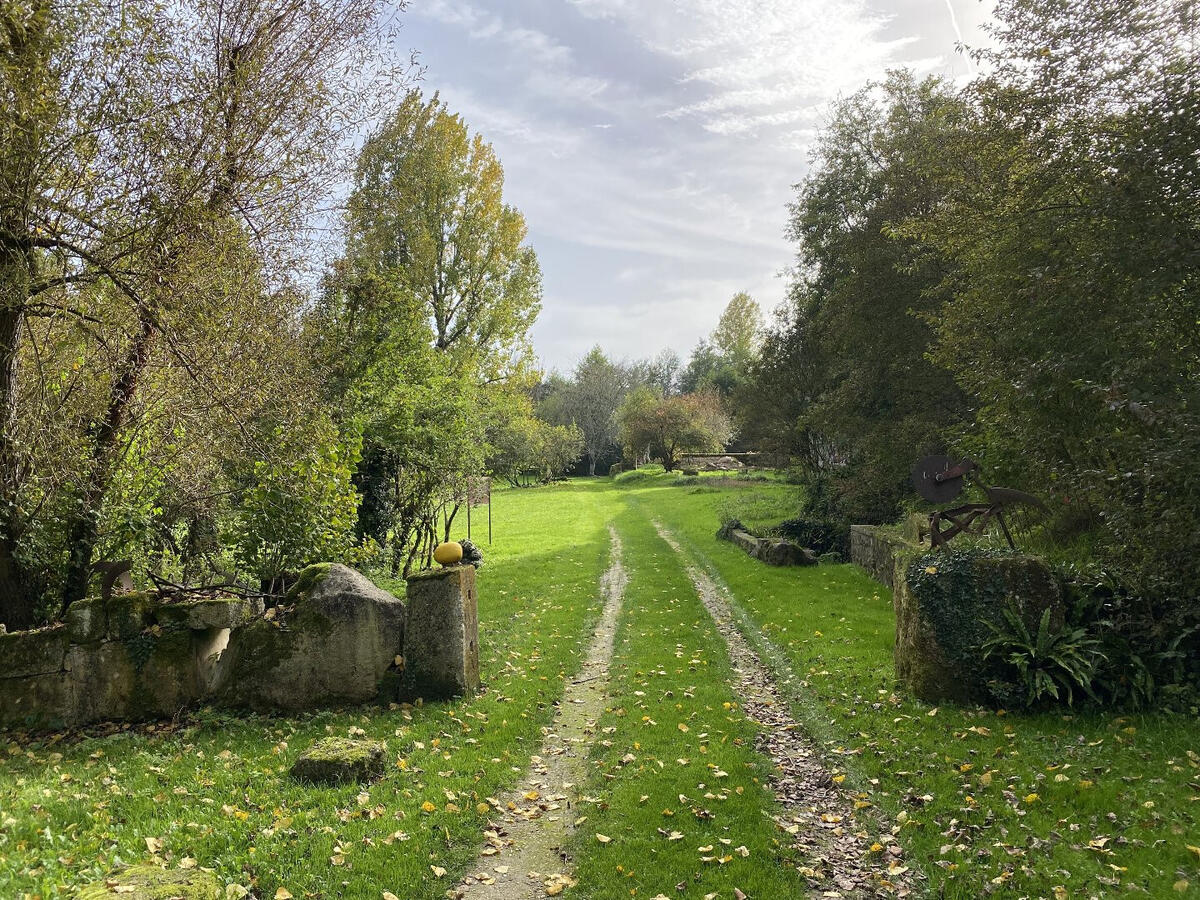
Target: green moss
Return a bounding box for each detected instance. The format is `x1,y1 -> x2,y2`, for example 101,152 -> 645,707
76,865 -> 221,899
105,591 -> 159,640
285,562 -> 332,601
289,736 -> 387,784
0,626 -> 68,678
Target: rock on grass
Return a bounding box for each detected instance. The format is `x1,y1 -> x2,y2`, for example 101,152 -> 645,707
76,865 -> 221,899
289,736 -> 387,784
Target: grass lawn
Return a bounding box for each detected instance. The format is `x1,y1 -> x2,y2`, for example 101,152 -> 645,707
0,484 -> 622,899
565,505 -> 809,899
626,474 -> 1200,899
2,473 -> 1197,899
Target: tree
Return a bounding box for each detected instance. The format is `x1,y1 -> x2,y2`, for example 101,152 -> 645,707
618,389 -> 734,472
747,72 -> 970,522
553,347 -> 631,476
681,293 -> 763,398
345,89 -> 541,379
905,0 -> 1200,601
0,0 -> 405,627
319,89 -> 543,573
711,292 -> 762,370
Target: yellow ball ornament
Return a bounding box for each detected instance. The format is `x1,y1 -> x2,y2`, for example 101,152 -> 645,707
433,541 -> 463,566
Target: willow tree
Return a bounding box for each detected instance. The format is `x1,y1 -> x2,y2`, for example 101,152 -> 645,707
0,0 -> 407,627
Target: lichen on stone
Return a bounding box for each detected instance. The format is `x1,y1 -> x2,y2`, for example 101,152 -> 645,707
75,864 -> 221,899
289,736 -> 387,784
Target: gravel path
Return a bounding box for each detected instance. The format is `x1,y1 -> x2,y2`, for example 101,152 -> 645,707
653,521 -> 917,899
452,526 -> 626,899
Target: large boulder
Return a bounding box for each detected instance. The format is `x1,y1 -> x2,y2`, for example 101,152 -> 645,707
758,538 -> 818,567
215,564 -> 405,712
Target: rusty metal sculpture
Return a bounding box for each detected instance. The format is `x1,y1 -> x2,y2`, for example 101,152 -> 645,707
911,456 -> 1047,550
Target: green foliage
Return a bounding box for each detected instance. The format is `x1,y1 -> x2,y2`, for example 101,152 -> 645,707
617,388 -> 734,472
681,292 -> 763,400
775,515 -> 848,557
744,72 -> 969,523
982,607 -> 1106,708
230,421 -> 361,589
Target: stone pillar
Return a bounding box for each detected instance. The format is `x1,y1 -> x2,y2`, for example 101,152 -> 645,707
403,564 -> 479,699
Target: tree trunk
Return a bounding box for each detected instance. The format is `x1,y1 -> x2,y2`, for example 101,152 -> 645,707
59,314 -> 156,612
0,245 -> 34,628
588,454 -> 596,476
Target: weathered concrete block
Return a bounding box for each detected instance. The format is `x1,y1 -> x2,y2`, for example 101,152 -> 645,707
0,670 -> 74,729
66,598 -> 107,644
156,597 -> 263,631
403,564 -> 480,700
290,736 -> 387,784
0,626 -> 69,678
850,525 -> 918,591
216,564 -> 405,712
104,592 -> 158,640
77,865 -> 222,900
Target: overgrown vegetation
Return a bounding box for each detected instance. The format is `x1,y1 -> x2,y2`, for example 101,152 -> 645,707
738,0 -> 1200,701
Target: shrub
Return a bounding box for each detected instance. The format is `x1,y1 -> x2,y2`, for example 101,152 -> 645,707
776,515 -> 849,557
981,606 -> 1106,707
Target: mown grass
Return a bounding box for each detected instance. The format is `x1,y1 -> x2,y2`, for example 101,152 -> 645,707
0,482 -> 621,899
567,505 -> 809,899
626,474 -> 1200,899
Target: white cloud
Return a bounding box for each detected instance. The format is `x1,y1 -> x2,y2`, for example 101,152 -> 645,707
403,0 -> 995,370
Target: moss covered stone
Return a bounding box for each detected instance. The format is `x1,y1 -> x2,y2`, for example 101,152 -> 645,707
894,548 -> 1063,704
105,592 -> 159,640
286,562 -> 332,600
290,736 -> 387,784
66,598 -> 107,644
0,626 -> 68,678
156,597 -> 263,631
76,865 -> 221,899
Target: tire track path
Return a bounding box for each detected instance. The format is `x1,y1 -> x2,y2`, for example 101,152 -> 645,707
652,520 -> 916,899
453,526 -> 626,899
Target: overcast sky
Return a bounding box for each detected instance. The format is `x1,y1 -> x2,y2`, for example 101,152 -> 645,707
400,0 -> 996,374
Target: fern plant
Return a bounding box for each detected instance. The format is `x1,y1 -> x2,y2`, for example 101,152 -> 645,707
981,607 -> 1107,707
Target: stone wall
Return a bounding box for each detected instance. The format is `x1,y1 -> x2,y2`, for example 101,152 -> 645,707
851,525 -> 1064,704
849,524 -> 918,590
0,563 -> 409,730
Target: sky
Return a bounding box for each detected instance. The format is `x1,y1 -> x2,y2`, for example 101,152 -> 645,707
398,0 -> 997,374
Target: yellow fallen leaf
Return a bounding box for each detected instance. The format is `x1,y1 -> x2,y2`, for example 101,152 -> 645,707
1023,793 -> 1039,804
421,801 -> 436,813
179,857 -> 197,869
678,723 -> 689,733
384,894 -> 401,900
595,833 -> 611,844
431,865 -> 447,877
145,837 -> 163,853
1174,880 -> 1189,893
546,885 -> 563,897
274,890 -> 293,900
